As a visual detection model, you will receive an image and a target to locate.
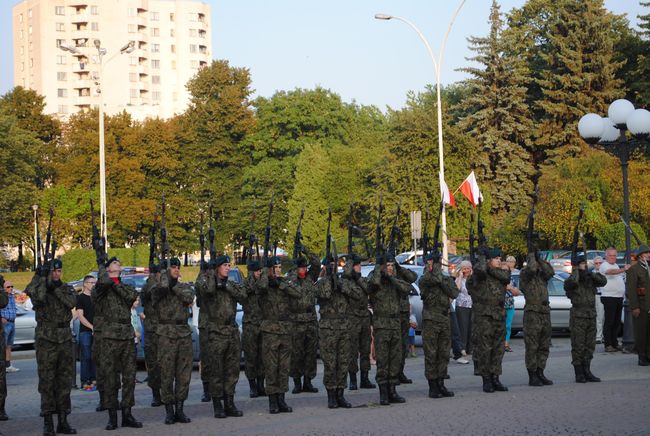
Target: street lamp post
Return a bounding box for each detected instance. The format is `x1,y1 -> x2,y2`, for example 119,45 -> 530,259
375,1 -> 466,269
32,204 -> 38,271
59,40 -> 135,246
578,99 -> 650,349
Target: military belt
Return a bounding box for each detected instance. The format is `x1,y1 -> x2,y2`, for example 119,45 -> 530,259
158,319 -> 187,325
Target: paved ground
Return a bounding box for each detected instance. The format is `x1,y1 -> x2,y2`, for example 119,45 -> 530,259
2,337 -> 649,435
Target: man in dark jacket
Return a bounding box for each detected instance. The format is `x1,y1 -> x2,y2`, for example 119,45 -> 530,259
626,245 -> 650,366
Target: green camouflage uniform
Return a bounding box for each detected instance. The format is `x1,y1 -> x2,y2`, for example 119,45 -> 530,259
520,253 -> 555,370
346,271 -> 372,374
318,261 -> 362,389
93,266 -> 139,410
288,258 -> 320,381
467,259 -> 510,377
25,274 -> 76,415
626,260 -> 650,360
396,266 -> 418,374
194,275 -> 210,387
418,263 -> 459,380
0,276 -> 8,415
153,270 -> 194,405
195,269 -> 246,398
564,269 -> 607,366
367,265 -> 413,385
141,273 -> 161,391
256,269 -> 302,395
241,274 -> 264,381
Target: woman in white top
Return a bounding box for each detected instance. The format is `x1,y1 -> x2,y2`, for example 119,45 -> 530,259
455,261 -> 473,356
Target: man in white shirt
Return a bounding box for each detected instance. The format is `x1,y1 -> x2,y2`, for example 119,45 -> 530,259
599,248 -> 630,352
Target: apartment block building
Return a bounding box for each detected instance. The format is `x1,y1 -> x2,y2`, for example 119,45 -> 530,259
13,0 -> 211,120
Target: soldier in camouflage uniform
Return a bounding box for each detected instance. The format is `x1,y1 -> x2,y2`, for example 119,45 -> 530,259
93,257 -> 142,430
256,256 -> 302,414
195,255 -> 246,419
0,275 -> 8,421
418,253 -> 458,399
467,248 -> 511,393
195,267 -> 212,404
241,261 -> 266,397
396,263 -> 418,385
24,260 -> 77,435
152,258 -> 194,425
140,264 -> 162,406
317,256 -> 362,408
346,258 -> 375,391
564,253 -> 607,383
626,245 -> 650,366
520,252 -> 555,387
288,253 -> 320,394
367,254 -> 413,405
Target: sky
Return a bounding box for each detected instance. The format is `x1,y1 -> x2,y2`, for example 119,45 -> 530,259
0,0 -> 646,111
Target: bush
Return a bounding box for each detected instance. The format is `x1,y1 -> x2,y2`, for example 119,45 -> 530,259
61,244 -> 150,281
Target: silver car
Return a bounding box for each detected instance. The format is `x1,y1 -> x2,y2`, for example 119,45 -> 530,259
549,250 -> 605,273
14,305 -> 37,346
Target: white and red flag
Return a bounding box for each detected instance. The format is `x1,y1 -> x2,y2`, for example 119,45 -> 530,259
457,171 -> 482,207
440,173 -> 455,208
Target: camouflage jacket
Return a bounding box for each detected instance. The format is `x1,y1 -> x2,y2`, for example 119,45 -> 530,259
194,270 -> 208,330
520,253 -> 555,313
418,263 -> 458,323
93,266 -> 139,340
140,273 -> 159,330
342,261 -> 371,318
256,269 -> 302,335
195,269 -> 246,334
287,256 -> 320,323
241,273 -> 263,325
626,261 -> 650,312
564,269 -> 607,318
25,273 -> 76,343
152,269 -> 194,338
396,264 -> 418,314
467,259 -> 510,321
0,277 -> 6,334
367,265 -> 413,330
317,261 -> 363,329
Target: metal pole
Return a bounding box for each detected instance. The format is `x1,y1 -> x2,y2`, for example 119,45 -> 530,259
32,205 -> 38,271
619,135 -> 634,349
98,53 -> 108,246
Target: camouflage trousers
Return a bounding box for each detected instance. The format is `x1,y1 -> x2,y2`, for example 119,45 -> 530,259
158,334 -> 193,404
348,315 -> 372,373
523,311 -> 551,370
290,321 -> 318,379
422,320 -> 450,380
242,322 -> 264,381
473,315 -> 506,376
35,338 -> 74,414
374,327 -> 401,385
400,312 -> 410,367
207,328 -> 241,398
262,331 -> 292,395
570,314 -> 595,366
92,335 -> 104,395
144,324 -> 160,390
632,309 -> 650,358
0,329 -> 5,410
98,337 -> 136,410
199,327 -> 210,383
319,325 -> 351,389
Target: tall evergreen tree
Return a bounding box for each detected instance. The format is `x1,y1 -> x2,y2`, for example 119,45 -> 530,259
632,2 -> 650,106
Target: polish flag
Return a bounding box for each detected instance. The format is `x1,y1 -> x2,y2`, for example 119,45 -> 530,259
440,174 -> 455,208
458,171 -> 482,207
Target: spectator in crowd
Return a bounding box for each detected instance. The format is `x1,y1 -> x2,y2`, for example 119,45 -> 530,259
455,261 -> 473,357
408,311 -> 417,358
1,281 -> 18,373
503,256 -> 521,352
76,275 -> 97,391
599,248 -> 630,352
131,296 -> 143,383
449,300 -> 469,364
592,256 -> 605,344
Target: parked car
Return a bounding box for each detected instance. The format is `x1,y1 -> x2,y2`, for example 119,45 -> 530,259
549,250 -> 605,273
537,250 -> 571,262
14,305 -> 36,346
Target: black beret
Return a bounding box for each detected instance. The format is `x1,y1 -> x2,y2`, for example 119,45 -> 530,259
51,259 -> 63,270
169,257 -> 181,267
215,255 -> 231,267
385,254 -> 396,263
350,254 -> 361,265
376,255 -> 385,265
266,256 -> 282,267
576,253 -> 586,264
150,264 -> 161,274
248,260 -> 261,272
486,247 -> 502,260
104,256 -> 120,268
295,257 -> 310,268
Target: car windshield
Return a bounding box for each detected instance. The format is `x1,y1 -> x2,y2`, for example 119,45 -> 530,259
121,275 -> 147,289
395,253 -> 411,264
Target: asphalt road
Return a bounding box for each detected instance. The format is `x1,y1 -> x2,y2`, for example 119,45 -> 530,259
2,337 -> 649,435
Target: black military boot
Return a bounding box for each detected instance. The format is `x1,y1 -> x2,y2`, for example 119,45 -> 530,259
573,365 -> 587,383
583,364 -> 601,382
398,370 -> 413,384
388,384 -> 406,403
201,381 -> 211,402
257,377 -> 267,396
0,398 -> 8,420
174,402 -> 191,423
278,393 -> 293,413
291,377 -> 302,394
348,372 -> 358,390
151,388 -> 162,407
96,391 -> 106,412
303,377 -> 319,393
268,394 -> 280,414
360,371 -> 376,389
427,379 -> 442,399
105,409 -> 118,430
527,369 -> 544,387
537,368 -> 553,385
248,378 -> 259,398
378,383 -> 390,406
164,404 -> 176,425
224,395 -> 243,417
326,389 -> 339,409
638,355 -> 650,366
43,413 -> 55,436
56,412 -> 77,434
336,388 -> 352,408
482,375 -> 495,393
122,407 -> 143,428
473,361 -> 481,376
212,397 -> 226,419
437,378 -> 454,397
491,374 -> 508,392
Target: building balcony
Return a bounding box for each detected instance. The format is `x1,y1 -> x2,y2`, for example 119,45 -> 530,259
72,61 -> 90,72
70,13 -> 89,24
72,95 -> 93,106
72,79 -> 94,89
137,64 -> 149,76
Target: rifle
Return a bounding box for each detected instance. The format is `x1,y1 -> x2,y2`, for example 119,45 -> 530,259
90,199 -> 106,266
160,195 -> 170,264
375,196 -> 385,261
477,199 -> 488,257
246,203 -> 259,264
293,207 -> 305,260
570,203 -> 586,266
325,208 -> 333,265
469,209 -> 476,264
620,215 -> 643,245
208,204 -> 216,262
431,200 -> 444,259
387,200 -> 402,257
347,204 -> 354,257
262,194 -> 274,267
526,186 -> 540,256
421,207 -> 430,258
44,207 -> 54,264
199,210 -> 205,270
35,207 -> 42,268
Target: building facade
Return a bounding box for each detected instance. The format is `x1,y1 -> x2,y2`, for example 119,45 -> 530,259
13,0 -> 211,120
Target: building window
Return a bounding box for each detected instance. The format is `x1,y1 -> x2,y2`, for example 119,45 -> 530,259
19,29 -> 23,39
29,58 -> 33,67
129,56 -> 138,66
189,44 -> 197,53
129,72 -> 137,82
56,22 -> 65,31
188,13 -> 197,22
128,24 -> 136,33
20,46 -> 24,55
170,13 -> 174,21
91,22 -> 99,31
151,43 -> 160,53
173,92 -> 178,102
189,29 -> 197,37
199,30 -> 206,38
152,91 -> 161,101
28,25 -> 33,34
56,55 -> 66,65
57,88 -> 68,98
191,60 -> 198,69
151,59 -> 160,69
128,8 -> 136,17
170,44 -> 175,53
152,75 -> 160,84
58,105 -> 68,114
150,11 -> 159,21
57,72 -> 67,81
91,5 -> 98,15
55,6 -> 65,15
28,9 -> 32,18
20,62 -> 24,72
198,13 -> 206,23
19,14 -> 23,23
171,60 -> 176,70
56,39 -> 65,47
170,29 -> 174,37
130,89 -> 138,98
151,28 -> 160,37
